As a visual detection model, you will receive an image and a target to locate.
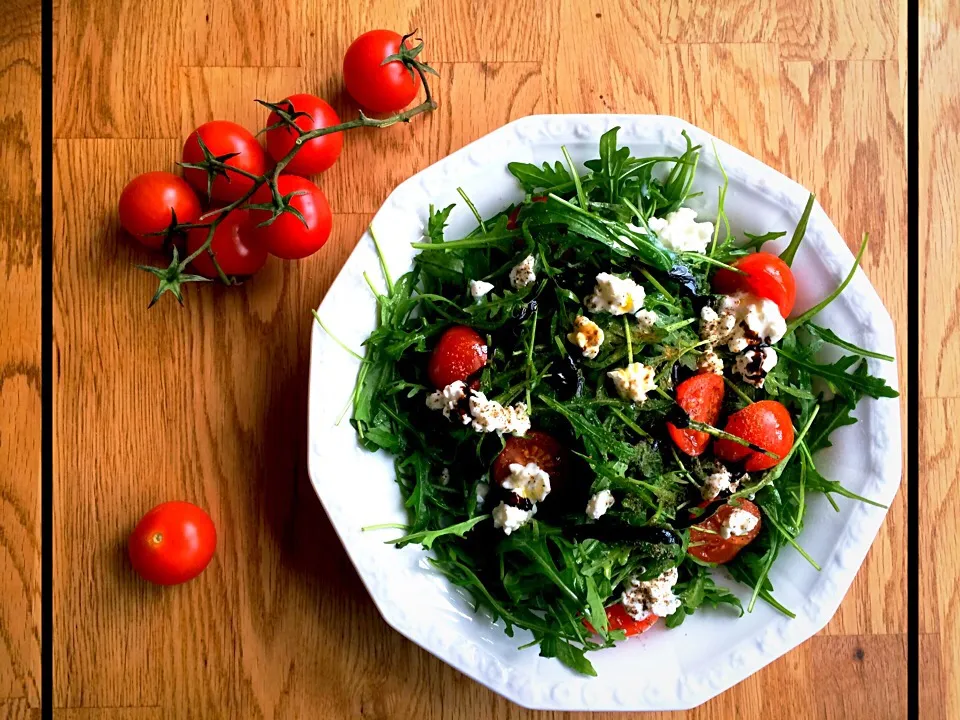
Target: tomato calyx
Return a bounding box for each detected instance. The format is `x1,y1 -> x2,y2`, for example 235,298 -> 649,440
255,98 -> 313,136
380,29 -> 439,84
246,188 -> 311,228
136,246 -> 213,308
178,132 -> 245,203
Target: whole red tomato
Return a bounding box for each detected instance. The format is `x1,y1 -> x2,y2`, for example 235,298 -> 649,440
667,373 -> 725,457
118,172 -> 201,249
712,252 -> 797,317
249,176 -> 332,260
427,325 -> 488,389
265,94 -> 344,176
186,209 -> 268,278
128,501 -> 217,586
182,121 -> 267,203
343,30 -> 421,113
688,500 -> 762,564
713,400 -> 794,471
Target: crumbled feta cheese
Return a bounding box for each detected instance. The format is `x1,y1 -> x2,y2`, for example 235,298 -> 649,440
701,465 -> 738,501
503,462 -> 551,502
509,255 -> 537,288
468,392 -> 531,436
567,315 -> 605,359
721,506 -> 760,539
699,304 -> 736,346
475,482 -> 489,507
635,309 -> 658,332
440,468 -> 451,486
425,380 -> 470,423
735,346 -> 778,388
469,279 -> 494,298
585,489 -> 615,520
697,347 -> 724,375
621,567 -> 681,620
607,362 -> 657,404
703,292 -> 786,353
646,207 -> 714,254
492,501 -> 535,535
586,272 -> 646,316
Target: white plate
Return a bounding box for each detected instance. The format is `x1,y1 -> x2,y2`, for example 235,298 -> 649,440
307,115 -> 901,711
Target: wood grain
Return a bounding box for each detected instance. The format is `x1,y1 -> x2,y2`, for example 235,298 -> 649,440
47,0 -> 909,717
0,0 -> 41,712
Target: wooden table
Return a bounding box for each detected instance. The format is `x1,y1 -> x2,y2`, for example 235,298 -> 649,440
1,0 -> 919,717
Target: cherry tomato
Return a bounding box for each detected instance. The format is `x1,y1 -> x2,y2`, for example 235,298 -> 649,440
427,325 -> 488,389
343,30 -> 420,113
249,176 -> 332,260
667,373 -> 725,457
506,195 -> 547,230
713,400 -> 794,472
584,603 -> 659,637
186,209 -> 267,279
118,172 -> 201,249
492,431 -> 568,490
265,94 -> 344,176
712,252 -> 797,317
688,499 -> 762,564
128,501 -> 217,586
182,121 -> 267,203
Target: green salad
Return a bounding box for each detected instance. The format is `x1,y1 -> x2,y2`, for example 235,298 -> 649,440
322,128 -> 898,676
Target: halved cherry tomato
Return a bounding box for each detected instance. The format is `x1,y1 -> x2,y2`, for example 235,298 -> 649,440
186,209 -> 267,279
667,373 -> 725,456
182,121 -> 267,203
128,501 -> 217,586
713,400 -> 794,472
506,195 -> 546,230
118,172 -> 201,249
427,325 -> 487,389
264,94 -> 344,176
343,30 -> 420,113
248,176 -> 332,260
688,499 -> 762,564
584,603 -> 659,637
492,431 -> 567,487
712,252 -> 796,317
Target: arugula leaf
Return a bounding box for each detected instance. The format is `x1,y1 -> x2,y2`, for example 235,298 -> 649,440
666,565 -> 743,628
806,395 -> 859,453
387,514 -> 490,549
803,324 -> 895,362
507,160 -> 572,193
540,635 -> 597,676
777,350 -> 898,400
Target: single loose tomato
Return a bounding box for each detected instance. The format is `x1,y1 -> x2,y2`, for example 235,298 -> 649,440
427,325 -> 488,389
343,30 -> 420,113
265,94 -> 344,176
249,176 -> 332,260
712,252 -> 797,317
667,373 -> 725,456
186,209 -> 267,278
584,603 -> 659,637
688,499 -> 762,564
492,431 -> 567,487
118,171 -> 201,249
713,400 -> 794,472
506,196 -> 547,230
182,121 -> 267,203
128,501 -> 217,586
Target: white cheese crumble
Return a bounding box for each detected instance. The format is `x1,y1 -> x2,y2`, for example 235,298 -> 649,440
469,279 -> 494,298
567,315 -> 605,359
586,272 -> 646,316
702,293 -> 786,353
721,506 -> 760,539
701,465 -> 738,501
492,501 -> 535,535
697,348 -> 724,375
699,305 -> 735,346
509,255 -> 537,288
635,309 -> 658,332
440,468 -> 451,486
425,380 -> 470,422
607,362 -> 657,404
621,567 -> 681,620
468,392 -> 531,436
645,207 -> 714,254
475,482 -> 489,507
585,490 -> 615,520
502,462 -> 551,503
735,346 -> 778,388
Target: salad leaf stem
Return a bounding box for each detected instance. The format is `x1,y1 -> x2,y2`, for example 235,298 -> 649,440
562,145 -> 588,210
457,187 -> 487,233
779,193 -> 816,267
786,232 -> 868,334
